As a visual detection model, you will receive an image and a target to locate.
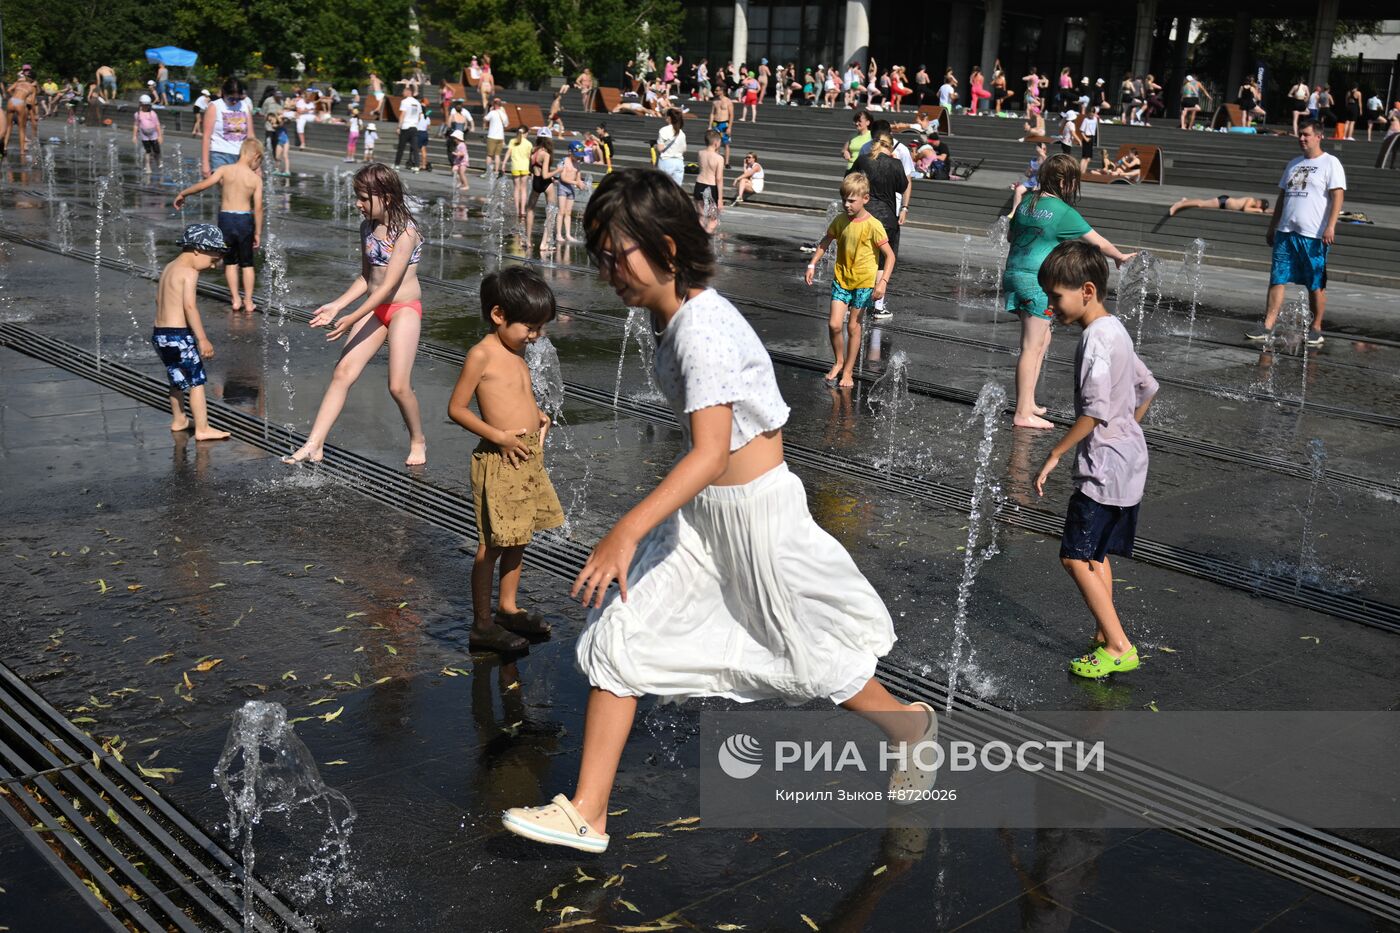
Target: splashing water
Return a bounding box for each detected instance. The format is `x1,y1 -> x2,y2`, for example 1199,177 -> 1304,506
43,147 -> 57,204
1117,252 -> 1160,346
541,202 -> 560,259
143,228 -> 158,271
526,335 -> 566,421
700,189 -> 719,232
866,350 -> 911,472
56,202 -> 74,252
214,701 -> 358,930
1181,238 -> 1207,337
1277,289 -> 1313,407
612,307 -> 663,406
92,177 -> 111,370
1295,439 -> 1327,593
945,382 -> 1008,710
956,217 -> 1010,312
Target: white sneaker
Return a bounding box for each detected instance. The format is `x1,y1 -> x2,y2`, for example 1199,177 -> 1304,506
871,308 -> 893,320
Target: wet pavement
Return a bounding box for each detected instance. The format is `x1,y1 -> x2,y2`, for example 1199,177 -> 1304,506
1,131 -> 1398,931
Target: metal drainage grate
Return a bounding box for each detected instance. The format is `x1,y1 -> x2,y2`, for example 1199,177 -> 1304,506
1,324 -> 1398,925
0,663 -> 309,931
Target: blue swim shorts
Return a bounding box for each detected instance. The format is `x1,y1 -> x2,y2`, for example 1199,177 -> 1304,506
831,281 -> 875,311
714,121 -> 731,146
1003,270 -> 1052,320
1269,231 -> 1328,291
151,327 -> 208,390
1060,490 -> 1139,562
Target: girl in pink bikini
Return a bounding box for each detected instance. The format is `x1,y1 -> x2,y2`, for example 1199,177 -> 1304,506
285,163 -> 428,466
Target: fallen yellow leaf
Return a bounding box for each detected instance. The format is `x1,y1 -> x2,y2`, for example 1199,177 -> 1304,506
193,658 -> 223,672
322,706 -> 344,723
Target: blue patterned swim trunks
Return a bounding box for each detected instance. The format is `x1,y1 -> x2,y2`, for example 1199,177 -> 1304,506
151,327 -> 207,390
831,281 -> 875,311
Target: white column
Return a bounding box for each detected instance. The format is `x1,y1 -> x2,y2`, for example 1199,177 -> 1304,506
733,0 -> 749,68
843,0 -> 872,67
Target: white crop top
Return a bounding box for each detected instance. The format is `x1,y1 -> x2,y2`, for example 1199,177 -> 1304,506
654,288 -> 790,451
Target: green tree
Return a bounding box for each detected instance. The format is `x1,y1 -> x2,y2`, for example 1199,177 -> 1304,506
1192,18 -> 1382,97
421,0 -> 682,86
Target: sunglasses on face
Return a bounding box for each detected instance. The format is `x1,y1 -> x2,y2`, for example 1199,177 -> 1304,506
591,243 -> 640,278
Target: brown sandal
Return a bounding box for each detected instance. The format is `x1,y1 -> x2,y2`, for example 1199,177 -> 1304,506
469,622 -> 529,653
495,608 -> 551,639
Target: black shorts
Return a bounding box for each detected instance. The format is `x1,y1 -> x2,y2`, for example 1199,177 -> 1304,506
1060,490 -> 1139,562
531,175 -> 552,194
1217,194 -> 1230,209
140,139 -> 161,156
1081,138 -> 1095,160
218,211 -> 255,267
692,182 -> 718,203
1182,96 -> 1199,108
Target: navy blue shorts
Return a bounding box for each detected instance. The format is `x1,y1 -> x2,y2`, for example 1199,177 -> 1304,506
151,327 -> 207,391
1060,490 -> 1138,562
218,211 -> 255,266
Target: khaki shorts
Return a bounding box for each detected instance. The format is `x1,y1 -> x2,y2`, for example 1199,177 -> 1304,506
471,432 -> 565,548
486,137 -> 504,159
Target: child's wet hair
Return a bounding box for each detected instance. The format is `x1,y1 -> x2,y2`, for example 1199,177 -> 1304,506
480,266 -> 557,327
582,168 -> 715,298
1038,240 -> 1108,297
352,162 -> 414,237
840,172 -> 870,199
239,138 -> 264,162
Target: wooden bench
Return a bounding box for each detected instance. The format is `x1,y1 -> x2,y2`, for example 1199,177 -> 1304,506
1211,103 -> 1248,130
594,87 -> 622,113
510,103 -> 546,131
1083,143 -> 1163,185
916,104 -> 953,135
461,68 -> 479,89
442,82 -> 465,104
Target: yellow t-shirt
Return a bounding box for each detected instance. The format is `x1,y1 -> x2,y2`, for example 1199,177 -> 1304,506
508,138 -> 532,175
827,213 -> 889,290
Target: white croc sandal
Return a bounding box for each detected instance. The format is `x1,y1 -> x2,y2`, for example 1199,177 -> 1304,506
502,794 -> 610,853
888,701 -> 939,806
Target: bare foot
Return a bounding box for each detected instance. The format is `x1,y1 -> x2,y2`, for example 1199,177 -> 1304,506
282,446 -> 324,464
1012,414 -> 1055,429
170,418 -> 191,432
1034,404 -> 1047,416
405,439 -> 427,466
245,303 -> 257,314
839,375 -> 855,388
194,427 -> 231,441
1168,199 -> 1186,217
822,366 -> 841,382
230,300 -> 242,312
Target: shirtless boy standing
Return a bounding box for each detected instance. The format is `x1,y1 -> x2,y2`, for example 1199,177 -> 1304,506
447,267 -> 565,653
173,139 -> 265,312
709,92 -> 734,165
152,224 -> 232,442
693,130 -> 725,232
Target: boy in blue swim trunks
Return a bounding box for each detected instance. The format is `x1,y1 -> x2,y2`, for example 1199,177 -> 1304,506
152,224 -> 230,441
1034,241 -> 1158,679
1246,119 -> 1345,347
804,172 -> 895,387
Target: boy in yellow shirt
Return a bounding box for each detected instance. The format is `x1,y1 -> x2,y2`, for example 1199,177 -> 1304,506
804,172 -> 896,387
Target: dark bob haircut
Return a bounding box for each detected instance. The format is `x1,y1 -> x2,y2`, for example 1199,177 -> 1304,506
480,266 -> 558,326
1038,239 -> 1109,298
582,168 -> 715,298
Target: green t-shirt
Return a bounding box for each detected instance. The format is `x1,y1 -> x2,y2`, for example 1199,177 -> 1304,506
1005,194 -> 1092,277
846,131 -> 871,168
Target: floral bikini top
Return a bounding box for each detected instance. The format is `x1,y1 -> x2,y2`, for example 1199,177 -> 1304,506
362,220 -> 422,267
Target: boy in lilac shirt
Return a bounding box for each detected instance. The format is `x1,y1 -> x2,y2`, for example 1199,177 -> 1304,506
1034,241 -> 1159,679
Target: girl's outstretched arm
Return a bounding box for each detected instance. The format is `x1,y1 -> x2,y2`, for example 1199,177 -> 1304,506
572,404 -> 733,607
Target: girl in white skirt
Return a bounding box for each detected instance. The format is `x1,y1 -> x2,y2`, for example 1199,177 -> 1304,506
501,169 -> 937,853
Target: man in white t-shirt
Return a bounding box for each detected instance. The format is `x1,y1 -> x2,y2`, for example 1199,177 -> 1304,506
395,93 -> 423,168
1078,111 -> 1099,173
938,80 -> 957,110
484,98 -> 509,174
1246,120 -> 1345,346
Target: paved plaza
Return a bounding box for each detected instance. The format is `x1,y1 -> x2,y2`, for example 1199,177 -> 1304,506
0,111 -> 1398,932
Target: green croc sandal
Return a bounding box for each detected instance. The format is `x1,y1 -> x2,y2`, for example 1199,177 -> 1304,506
1069,645 -> 1140,679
